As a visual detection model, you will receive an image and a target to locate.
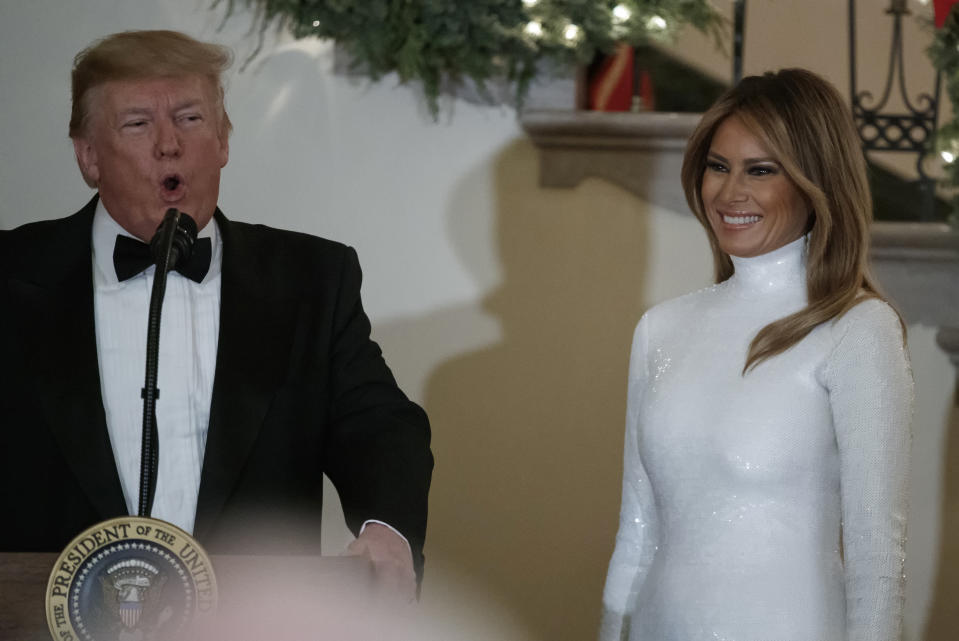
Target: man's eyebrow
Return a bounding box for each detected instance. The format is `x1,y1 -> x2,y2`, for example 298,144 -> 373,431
116,99 -> 204,116
116,107 -> 152,117
172,99 -> 204,111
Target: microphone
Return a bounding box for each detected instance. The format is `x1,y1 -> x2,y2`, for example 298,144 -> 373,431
137,208 -> 199,518
150,208 -> 199,273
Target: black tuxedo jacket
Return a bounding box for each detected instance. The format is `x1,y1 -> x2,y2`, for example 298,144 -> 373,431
0,196 -> 432,574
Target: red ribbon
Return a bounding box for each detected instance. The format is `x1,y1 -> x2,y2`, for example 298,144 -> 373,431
935,0 -> 959,28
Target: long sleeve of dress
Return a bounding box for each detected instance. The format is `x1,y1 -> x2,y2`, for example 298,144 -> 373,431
821,300 -> 914,641
600,315 -> 661,641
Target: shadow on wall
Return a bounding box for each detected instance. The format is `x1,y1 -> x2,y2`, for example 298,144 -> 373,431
375,139 -> 652,641
924,387 -> 959,641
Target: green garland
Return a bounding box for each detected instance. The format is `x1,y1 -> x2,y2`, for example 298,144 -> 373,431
217,0 -> 723,114
929,9 -> 959,215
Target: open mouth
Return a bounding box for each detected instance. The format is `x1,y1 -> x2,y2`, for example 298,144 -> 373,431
162,175 -> 182,192
159,174 -> 185,202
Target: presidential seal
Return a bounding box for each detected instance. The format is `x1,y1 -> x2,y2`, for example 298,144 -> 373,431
46,517 -> 216,641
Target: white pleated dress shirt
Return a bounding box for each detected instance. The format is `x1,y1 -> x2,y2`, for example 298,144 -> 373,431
92,201 -> 221,534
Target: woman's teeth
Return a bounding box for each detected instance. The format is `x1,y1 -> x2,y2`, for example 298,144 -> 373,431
723,214 -> 760,225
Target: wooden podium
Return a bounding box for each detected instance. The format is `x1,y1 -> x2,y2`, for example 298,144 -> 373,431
0,553 -> 51,641
0,552 -> 373,640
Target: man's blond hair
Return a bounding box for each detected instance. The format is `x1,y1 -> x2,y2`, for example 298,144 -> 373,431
70,30 -> 233,139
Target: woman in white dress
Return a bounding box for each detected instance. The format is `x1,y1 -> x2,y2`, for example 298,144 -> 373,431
600,69 -> 913,641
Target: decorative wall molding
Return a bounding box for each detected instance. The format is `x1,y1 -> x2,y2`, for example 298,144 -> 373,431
872,222 -> 959,372
521,110 -> 702,149
520,110 -> 700,213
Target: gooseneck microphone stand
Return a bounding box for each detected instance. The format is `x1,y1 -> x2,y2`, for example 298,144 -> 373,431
137,208 -> 199,517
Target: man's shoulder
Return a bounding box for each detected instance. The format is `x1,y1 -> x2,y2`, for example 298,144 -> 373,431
218,216 -> 356,269
1,199 -> 96,276
223,218 -> 348,252
3,202 -> 94,240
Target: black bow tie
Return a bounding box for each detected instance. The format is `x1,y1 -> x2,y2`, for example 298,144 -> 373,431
113,234 -> 212,283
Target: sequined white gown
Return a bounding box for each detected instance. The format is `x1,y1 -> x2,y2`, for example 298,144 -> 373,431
601,236 -> 913,641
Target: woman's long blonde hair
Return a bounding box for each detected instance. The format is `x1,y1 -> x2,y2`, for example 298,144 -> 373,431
681,68 -> 895,373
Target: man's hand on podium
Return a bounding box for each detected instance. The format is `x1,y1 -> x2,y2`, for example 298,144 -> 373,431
345,522 -> 417,601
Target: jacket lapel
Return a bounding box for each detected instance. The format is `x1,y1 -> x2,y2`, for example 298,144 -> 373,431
193,211 -> 297,539
9,197 -> 127,520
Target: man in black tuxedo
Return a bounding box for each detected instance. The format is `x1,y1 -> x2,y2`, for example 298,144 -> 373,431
0,30 -> 432,596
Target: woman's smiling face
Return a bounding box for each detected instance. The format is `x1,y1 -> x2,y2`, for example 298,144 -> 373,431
701,115 -> 810,258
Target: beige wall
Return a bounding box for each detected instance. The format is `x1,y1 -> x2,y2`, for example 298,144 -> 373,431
0,1 -> 955,639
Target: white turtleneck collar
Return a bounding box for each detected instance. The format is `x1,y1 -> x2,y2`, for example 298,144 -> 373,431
726,234 -> 807,297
